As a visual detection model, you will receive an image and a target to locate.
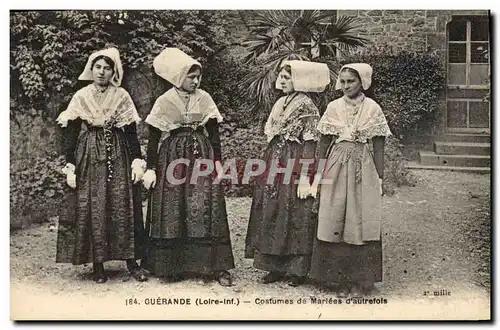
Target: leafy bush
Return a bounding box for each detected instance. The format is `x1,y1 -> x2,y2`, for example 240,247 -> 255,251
382,136 -> 417,195
10,116 -> 63,228
10,114 -> 62,159
10,115 -> 67,229
220,124 -> 267,197
331,45 -> 446,139
204,53 -> 246,114
10,155 -> 66,230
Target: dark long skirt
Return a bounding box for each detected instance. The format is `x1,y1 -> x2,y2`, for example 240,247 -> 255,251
56,127 -> 146,265
144,127 -> 234,277
309,238 -> 383,284
245,136 -> 316,277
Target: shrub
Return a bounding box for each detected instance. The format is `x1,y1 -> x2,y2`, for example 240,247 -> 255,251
10,115 -> 67,229
333,47 -> 444,191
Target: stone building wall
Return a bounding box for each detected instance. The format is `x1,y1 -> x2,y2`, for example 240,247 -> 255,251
340,10 -> 436,52
338,10 -> 488,53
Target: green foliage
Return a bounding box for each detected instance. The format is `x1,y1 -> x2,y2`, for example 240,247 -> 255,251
10,115 -> 66,229
238,10 -> 368,116
220,125 -> 267,197
382,136 -> 417,195
242,10 -> 368,62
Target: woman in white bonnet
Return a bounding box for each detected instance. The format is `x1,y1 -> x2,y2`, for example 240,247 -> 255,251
245,59 -> 330,287
142,48 -> 234,286
308,63 -> 392,296
55,47 -> 148,283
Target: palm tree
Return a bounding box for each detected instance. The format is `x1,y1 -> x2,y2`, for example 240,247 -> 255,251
238,10 -> 369,118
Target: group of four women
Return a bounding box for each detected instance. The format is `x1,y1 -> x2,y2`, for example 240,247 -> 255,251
55,47 -> 391,297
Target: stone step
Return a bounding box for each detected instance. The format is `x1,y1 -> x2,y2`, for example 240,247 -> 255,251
434,141 -> 490,156
440,133 -> 490,143
419,151 -> 490,167
406,161 -> 490,174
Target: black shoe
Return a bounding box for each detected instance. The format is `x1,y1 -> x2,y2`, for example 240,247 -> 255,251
288,276 -> 305,287
139,258 -> 149,270
262,271 -> 285,284
130,267 -> 148,282
93,274 -> 108,283
217,271 -> 233,287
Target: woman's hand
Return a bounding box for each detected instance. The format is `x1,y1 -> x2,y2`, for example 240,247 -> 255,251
131,159 -> 147,184
62,163 -> 76,189
142,169 -> 157,190
307,174 -> 321,198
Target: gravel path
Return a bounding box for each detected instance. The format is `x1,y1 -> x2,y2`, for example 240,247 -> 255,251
10,170 -> 490,320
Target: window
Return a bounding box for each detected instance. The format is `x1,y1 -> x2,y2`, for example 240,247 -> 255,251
447,100 -> 490,129
448,16 -> 490,87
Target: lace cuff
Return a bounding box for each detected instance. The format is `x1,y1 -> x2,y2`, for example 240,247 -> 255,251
56,109 -> 79,128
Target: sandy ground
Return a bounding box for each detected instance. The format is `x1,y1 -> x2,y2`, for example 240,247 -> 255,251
10,170 -> 491,320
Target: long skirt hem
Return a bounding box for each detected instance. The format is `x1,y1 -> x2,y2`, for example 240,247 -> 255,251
309,239 -> 382,284
252,250 -> 310,277
143,238 -> 234,276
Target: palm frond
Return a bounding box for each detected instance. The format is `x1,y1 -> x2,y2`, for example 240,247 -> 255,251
315,15 -> 369,55
242,12 -> 297,62
321,15 -> 369,43
242,31 -> 284,58
299,10 -> 334,26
